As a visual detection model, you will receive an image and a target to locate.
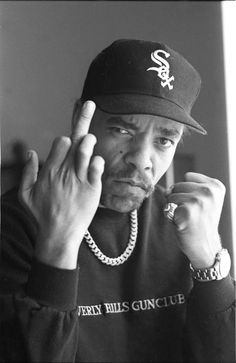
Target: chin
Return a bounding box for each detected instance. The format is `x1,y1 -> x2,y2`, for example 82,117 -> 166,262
100,193 -> 145,213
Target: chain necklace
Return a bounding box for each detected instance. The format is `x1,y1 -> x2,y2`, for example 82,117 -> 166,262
84,209 -> 138,266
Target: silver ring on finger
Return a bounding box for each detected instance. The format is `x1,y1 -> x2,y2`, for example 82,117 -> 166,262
164,202 -> 178,222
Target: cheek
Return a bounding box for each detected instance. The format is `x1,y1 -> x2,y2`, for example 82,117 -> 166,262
94,139 -> 123,167
152,151 -> 175,181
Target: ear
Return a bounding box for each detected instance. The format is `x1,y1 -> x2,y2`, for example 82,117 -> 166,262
71,99 -> 83,131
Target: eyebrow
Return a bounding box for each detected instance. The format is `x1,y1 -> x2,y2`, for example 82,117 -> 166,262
106,116 -> 182,138
106,117 -> 139,131
157,126 -> 182,138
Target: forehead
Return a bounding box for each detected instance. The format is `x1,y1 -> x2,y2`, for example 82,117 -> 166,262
94,108 -> 184,136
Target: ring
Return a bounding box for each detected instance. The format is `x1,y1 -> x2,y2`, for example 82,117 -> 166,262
164,203 -> 178,222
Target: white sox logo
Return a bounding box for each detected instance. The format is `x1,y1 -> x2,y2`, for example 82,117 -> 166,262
146,50 -> 175,90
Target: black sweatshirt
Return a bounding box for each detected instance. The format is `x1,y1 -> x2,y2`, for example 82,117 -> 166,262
0,187 -> 235,362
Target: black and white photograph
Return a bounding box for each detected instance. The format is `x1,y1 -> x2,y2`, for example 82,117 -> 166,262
1,1 -> 235,362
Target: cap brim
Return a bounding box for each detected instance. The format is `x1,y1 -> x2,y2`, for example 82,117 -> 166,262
93,94 -> 207,135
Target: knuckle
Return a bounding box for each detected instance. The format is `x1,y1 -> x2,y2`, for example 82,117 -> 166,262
80,113 -> 91,122
200,185 -> 213,197
79,134 -> 97,153
212,178 -> 226,193
90,156 -> 105,171
78,147 -> 88,157
53,136 -> 71,148
189,195 -> 204,209
84,133 -> 97,144
189,195 -> 199,205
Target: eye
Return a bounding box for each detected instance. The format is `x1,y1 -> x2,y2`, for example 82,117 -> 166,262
109,127 -> 130,135
118,128 -> 129,135
156,137 -> 175,148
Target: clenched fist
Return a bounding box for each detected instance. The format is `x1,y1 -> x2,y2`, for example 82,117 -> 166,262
19,101 -> 104,269
166,172 -> 226,269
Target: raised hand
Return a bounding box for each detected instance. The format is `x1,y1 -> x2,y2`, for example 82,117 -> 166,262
166,172 -> 225,269
19,101 -> 104,269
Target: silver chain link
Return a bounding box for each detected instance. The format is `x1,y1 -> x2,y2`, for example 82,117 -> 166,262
84,210 -> 138,266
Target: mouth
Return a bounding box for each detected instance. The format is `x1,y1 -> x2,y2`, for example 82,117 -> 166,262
114,179 -> 148,191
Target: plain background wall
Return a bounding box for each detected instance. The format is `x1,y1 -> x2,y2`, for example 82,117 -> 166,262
1,1 -> 233,270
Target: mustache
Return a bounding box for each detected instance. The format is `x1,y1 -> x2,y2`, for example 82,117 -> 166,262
103,167 -> 155,194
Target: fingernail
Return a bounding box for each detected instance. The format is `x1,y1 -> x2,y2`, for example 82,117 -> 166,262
82,101 -> 89,110
83,100 -> 91,109
27,151 -> 32,160
83,100 -> 95,112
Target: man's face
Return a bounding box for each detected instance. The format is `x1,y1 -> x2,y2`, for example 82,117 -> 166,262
86,108 -> 183,213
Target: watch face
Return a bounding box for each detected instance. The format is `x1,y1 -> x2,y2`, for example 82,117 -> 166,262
219,250 -> 231,278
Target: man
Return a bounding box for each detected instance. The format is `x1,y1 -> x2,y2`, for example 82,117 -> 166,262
1,39 -> 235,362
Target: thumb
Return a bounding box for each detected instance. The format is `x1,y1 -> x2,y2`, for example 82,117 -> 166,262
19,150 -> 39,203
174,205 -> 189,232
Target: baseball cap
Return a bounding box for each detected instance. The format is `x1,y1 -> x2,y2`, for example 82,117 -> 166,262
81,39 -> 207,134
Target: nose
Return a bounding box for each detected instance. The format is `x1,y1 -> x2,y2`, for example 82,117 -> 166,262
124,136 -> 153,174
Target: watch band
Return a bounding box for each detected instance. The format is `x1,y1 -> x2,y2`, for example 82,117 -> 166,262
190,248 -> 230,282
190,264 -> 219,281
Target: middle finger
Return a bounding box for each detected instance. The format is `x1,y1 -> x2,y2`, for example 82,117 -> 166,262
70,100 -> 96,144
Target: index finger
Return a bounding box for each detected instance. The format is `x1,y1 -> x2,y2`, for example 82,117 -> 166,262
184,172 -> 212,183
71,100 -> 96,143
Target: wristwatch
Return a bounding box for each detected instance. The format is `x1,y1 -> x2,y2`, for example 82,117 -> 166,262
190,248 -> 231,282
